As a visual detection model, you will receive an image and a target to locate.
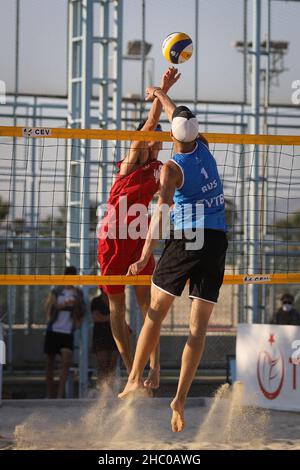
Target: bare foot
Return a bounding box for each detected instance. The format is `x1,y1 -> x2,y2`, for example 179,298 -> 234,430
170,398 -> 185,432
144,367 -> 160,389
118,379 -> 146,399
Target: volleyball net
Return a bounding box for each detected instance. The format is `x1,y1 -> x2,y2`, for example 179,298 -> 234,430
0,126 -> 300,286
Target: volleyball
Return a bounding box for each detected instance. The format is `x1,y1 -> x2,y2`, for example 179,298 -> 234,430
162,32 -> 193,64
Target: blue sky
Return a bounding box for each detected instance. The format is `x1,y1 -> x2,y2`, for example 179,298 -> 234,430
0,0 -> 299,104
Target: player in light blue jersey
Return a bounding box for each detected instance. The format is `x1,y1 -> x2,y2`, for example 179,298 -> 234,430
171,118 -> 227,233
119,88 -> 228,434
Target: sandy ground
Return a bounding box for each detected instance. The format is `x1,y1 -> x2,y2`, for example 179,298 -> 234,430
0,383 -> 300,450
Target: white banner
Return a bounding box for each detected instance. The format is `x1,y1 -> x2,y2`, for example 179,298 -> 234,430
237,323 -> 300,411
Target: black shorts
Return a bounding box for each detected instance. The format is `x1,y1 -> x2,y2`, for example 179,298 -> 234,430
44,331 -> 74,355
152,229 -> 228,303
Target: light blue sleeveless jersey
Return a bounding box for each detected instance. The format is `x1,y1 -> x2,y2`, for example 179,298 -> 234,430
171,139 -> 227,231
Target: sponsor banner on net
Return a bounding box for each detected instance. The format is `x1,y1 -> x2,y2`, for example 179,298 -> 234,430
22,127 -> 52,137
243,274 -> 271,283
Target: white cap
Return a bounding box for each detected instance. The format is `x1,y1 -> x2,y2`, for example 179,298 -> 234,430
171,106 -> 199,143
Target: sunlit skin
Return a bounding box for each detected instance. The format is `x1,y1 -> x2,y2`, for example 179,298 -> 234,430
119,87 -> 219,434
105,68 -> 180,389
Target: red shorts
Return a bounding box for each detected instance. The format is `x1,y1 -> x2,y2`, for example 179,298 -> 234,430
97,237 -> 155,295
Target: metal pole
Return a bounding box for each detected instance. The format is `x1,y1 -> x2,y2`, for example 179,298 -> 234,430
24,234 -> 30,334
243,0 -> 248,105
240,0 -> 248,322
248,0 -> 261,323
194,0 -> 199,114
112,0 -> 123,161
251,0 -> 261,135
260,0 -> 271,322
78,0 -> 93,398
140,0 -> 146,119
99,0 -> 109,202
7,243 -> 14,368
265,0 -> 271,131
12,0 -> 20,212
7,0 -> 20,370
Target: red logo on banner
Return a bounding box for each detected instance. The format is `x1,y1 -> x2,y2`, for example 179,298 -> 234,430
257,334 -> 285,400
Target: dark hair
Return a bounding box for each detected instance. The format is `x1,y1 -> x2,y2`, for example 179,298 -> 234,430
281,293 -> 294,303
64,266 -> 77,275
172,105 -> 195,121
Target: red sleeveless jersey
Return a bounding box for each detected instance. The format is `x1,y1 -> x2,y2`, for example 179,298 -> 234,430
99,159 -> 163,237
97,159 -> 162,294
109,159 -> 162,206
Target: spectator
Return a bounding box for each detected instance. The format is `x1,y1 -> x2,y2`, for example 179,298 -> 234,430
44,266 -> 84,398
91,289 -> 119,386
270,293 -> 300,326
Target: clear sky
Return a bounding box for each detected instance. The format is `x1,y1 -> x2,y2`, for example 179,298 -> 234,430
0,0 -> 299,105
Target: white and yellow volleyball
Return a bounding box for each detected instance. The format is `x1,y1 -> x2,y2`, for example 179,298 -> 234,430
162,32 -> 193,64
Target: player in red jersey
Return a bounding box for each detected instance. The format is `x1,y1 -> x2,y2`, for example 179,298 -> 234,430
97,67 -> 180,388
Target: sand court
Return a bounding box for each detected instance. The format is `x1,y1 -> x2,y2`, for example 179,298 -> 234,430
0,384 -> 300,450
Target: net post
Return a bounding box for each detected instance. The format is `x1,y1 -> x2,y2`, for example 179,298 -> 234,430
248,0 -> 262,324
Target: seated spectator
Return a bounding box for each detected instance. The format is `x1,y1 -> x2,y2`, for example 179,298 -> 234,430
91,289 -> 119,387
44,266 -> 84,398
270,293 -> 300,326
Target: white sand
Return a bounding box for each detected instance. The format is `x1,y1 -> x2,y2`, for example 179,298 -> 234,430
0,383 -> 300,450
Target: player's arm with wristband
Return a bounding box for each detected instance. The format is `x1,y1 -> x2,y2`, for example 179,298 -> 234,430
145,87 -> 177,123
119,67 -> 180,177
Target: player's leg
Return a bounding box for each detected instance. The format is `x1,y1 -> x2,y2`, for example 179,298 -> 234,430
108,292 -> 133,374
57,348 -> 72,398
134,285 -> 160,389
170,298 -> 214,432
118,284 -> 174,398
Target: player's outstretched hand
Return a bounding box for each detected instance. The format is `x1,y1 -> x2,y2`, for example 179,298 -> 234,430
145,67 -> 181,101
161,66 -> 181,92
126,258 -> 147,276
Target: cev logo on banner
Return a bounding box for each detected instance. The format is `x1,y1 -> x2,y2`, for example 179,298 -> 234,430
22,128 -> 52,137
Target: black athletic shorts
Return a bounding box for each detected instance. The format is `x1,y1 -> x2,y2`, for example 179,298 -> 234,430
152,229 -> 228,303
44,331 -> 74,355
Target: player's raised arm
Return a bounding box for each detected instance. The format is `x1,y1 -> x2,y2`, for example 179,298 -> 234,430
119,67 -> 180,176
145,87 -> 177,124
